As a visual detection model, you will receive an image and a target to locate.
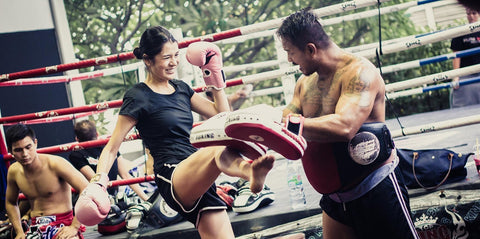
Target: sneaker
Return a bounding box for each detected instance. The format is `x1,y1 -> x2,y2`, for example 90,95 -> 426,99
125,201 -> 152,233
232,179 -> 275,213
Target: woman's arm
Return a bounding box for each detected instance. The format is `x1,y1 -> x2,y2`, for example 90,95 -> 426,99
96,115 -> 137,176
191,89 -> 230,118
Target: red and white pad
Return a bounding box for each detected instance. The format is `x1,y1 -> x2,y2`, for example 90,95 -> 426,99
224,104 -> 307,160
191,112 -> 268,160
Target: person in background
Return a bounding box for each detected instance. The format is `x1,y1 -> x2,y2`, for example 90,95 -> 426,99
457,1 -> 480,12
5,123 -> 89,238
201,84 -> 253,121
450,7 -> 480,108
69,119 -> 149,201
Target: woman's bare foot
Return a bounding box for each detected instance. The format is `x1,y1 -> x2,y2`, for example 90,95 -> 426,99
249,154 -> 275,193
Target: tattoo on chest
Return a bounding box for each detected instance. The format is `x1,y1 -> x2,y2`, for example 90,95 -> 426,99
302,78 -> 328,116
305,82 -> 324,104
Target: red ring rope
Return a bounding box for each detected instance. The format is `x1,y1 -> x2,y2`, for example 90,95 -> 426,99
2,133 -> 140,161
0,100 -> 122,124
0,29 -> 244,83
0,53 -> 133,83
0,76 -> 247,125
3,111 -> 105,126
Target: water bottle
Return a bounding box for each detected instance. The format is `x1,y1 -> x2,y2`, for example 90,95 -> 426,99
474,138 -> 480,176
286,160 -> 306,209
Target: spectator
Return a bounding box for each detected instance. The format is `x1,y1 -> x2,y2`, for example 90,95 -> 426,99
457,1 -> 480,12
450,7 -> 480,108
69,120 -> 149,201
5,123 -> 88,238
201,84 -> 253,121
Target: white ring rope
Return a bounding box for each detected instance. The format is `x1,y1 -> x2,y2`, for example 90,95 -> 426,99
344,1 -> 459,53
236,0 -> 394,36
235,66 -> 301,85
381,46 -> 480,74
387,74 -> 480,100
218,0 -> 444,46
320,0 -> 448,26
390,114 -> 480,138
244,64 -> 480,99
240,63 -> 480,99
223,60 -> 281,74
356,21 -> 480,58
386,64 -> 480,92
249,86 -> 284,97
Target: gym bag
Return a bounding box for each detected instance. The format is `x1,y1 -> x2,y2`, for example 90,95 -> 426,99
397,148 -> 473,190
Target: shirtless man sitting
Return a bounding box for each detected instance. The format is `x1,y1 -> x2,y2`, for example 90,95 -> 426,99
5,123 -> 89,239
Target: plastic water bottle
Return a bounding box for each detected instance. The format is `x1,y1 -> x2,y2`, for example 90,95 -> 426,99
474,138 -> 480,176
286,160 -> 306,209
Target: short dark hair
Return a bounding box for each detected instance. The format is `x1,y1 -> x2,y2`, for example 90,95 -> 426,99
5,123 -> 36,152
458,0 -> 480,12
277,8 -> 331,51
133,26 -> 177,61
466,7 -> 479,14
74,120 -> 97,142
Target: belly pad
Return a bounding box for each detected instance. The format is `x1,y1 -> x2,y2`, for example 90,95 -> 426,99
302,122 -> 395,194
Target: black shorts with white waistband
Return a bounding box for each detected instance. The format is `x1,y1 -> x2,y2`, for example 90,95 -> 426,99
320,166 -> 419,239
154,162 -> 227,227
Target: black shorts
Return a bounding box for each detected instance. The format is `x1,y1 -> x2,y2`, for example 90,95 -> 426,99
320,166 -> 419,239
154,162 -> 227,227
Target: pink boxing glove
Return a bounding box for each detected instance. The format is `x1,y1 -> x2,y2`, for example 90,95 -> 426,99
186,41 -> 226,90
74,173 -> 111,226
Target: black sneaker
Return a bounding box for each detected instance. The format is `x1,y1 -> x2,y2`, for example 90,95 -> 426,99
232,180 -> 275,213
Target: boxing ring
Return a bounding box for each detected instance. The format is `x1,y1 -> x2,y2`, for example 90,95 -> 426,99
1,0 -> 480,238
